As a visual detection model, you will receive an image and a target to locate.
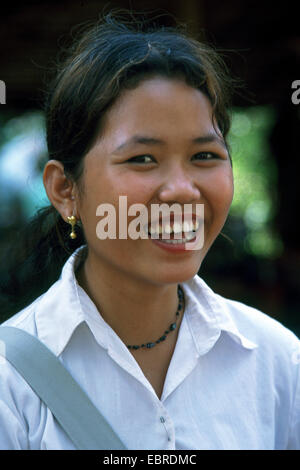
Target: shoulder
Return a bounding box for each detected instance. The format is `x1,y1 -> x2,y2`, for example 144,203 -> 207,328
1,296 -> 41,333
1,271 -> 64,332
214,291 -> 300,407
186,274 -> 300,374
0,280 -> 65,448
0,279 -> 61,394
216,292 -> 300,449
187,274 -> 300,353
0,297 -> 42,448
218,293 -> 300,355
1,247 -> 85,332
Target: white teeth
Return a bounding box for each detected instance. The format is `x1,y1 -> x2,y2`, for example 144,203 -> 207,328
159,232 -> 196,244
183,221 -> 190,232
164,224 -> 172,234
149,224 -> 161,235
148,219 -> 200,236
173,222 -> 182,234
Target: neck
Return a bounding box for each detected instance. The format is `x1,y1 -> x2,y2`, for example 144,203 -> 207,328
75,252 -> 184,348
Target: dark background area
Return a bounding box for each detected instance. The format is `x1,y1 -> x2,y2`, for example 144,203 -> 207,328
0,0 -> 299,335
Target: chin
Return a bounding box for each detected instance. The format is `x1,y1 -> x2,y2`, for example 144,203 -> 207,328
151,259 -> 204,286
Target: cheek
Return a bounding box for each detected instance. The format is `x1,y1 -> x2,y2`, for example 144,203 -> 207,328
79,170 -> 154,238
205,169 -> 234,218
108,172 -> 155,207
77,170 -> 107,237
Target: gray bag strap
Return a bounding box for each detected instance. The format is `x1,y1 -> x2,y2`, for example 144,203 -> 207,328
0,326 -> 127,450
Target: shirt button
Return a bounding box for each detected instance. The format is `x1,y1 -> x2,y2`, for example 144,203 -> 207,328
160,416 -> 165,423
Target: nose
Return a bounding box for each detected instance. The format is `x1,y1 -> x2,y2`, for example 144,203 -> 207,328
158,166 -> 201,204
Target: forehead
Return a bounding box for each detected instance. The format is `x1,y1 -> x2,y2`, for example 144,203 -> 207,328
99,77 -> 217,145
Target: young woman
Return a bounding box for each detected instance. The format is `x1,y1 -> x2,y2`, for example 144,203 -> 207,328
0,11 -> 299,450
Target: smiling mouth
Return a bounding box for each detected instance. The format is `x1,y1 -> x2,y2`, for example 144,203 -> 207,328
145,218 -> 200,244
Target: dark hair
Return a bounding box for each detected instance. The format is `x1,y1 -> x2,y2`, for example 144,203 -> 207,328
0,10 -> 235,321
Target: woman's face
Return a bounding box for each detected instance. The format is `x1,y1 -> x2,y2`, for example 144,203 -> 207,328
76,76 -> 234,285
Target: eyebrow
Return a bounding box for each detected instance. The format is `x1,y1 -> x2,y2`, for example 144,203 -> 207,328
113,133 -> 228,153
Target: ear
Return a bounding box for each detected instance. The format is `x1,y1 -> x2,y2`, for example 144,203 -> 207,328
43,160 -> 80,221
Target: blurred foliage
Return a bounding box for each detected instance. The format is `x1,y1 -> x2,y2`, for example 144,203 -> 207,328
228,106 -> 282,259
0,110 -> 48,230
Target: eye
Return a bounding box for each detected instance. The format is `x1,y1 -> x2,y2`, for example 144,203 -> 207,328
192,152 -> 220,161
127,155 -> 155,164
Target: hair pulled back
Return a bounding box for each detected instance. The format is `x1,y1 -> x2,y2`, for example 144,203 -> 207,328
0,10 -> 234,321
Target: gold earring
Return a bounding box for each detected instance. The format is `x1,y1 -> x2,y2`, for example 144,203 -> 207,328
67,215 -> 77,239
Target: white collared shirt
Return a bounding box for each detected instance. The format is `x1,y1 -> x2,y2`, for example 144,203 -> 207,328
0,245 -> 299,450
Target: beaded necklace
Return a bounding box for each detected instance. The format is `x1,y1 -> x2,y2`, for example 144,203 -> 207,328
127,285 -> 184,350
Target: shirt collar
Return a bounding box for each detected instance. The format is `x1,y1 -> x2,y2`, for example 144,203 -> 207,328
181,275 -> 258,353
35,244 -> 257,357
